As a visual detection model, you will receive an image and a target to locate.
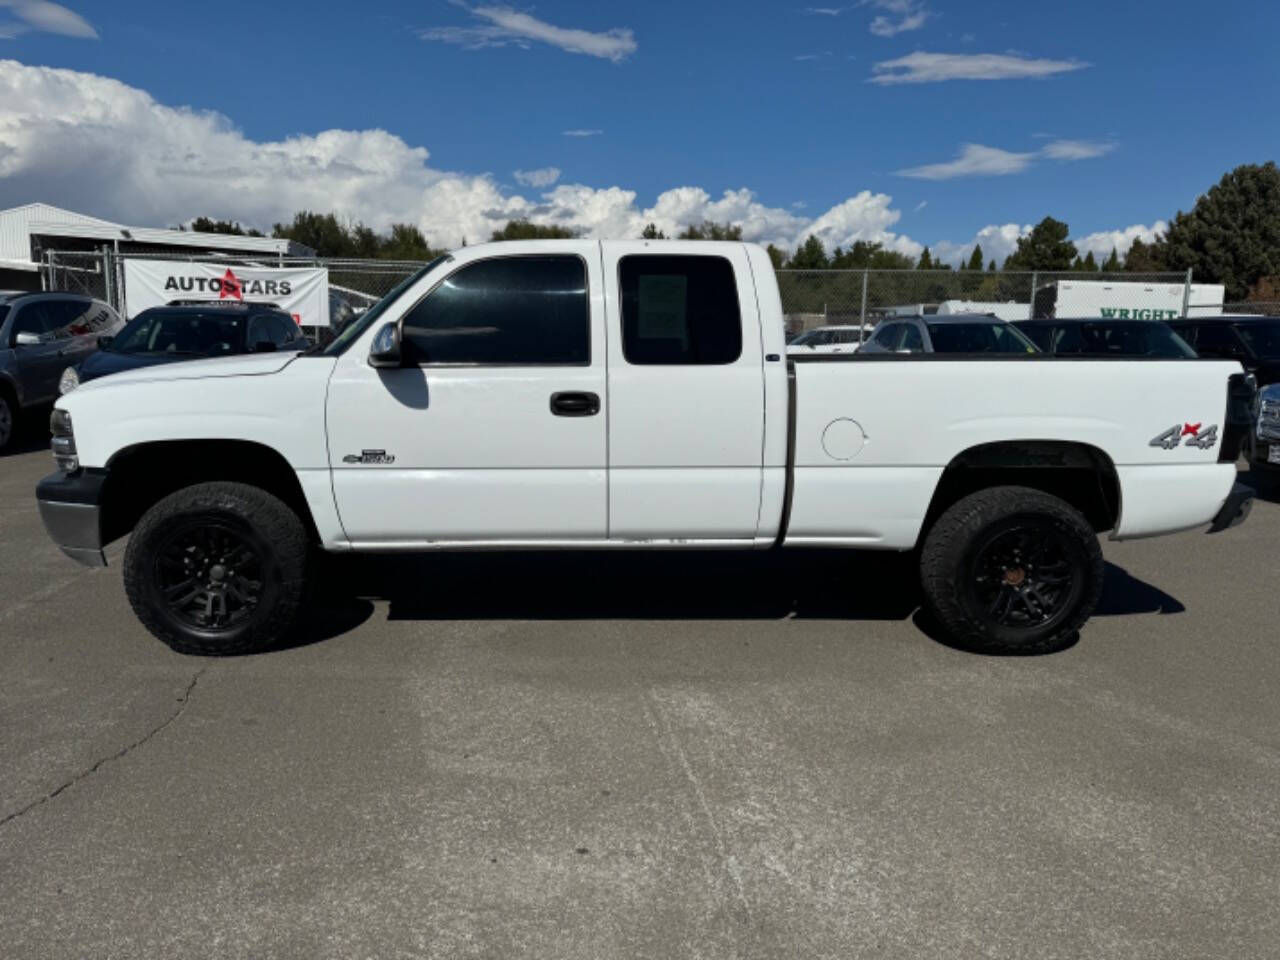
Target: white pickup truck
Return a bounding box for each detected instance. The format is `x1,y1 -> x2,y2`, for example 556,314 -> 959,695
36,240 -> 1255,656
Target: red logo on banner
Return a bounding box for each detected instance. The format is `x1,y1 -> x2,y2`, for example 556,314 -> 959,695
218,268 -> 243,301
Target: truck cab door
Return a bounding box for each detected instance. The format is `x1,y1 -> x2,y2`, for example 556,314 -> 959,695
325,245 -> 608,544
601,244 -> 765,541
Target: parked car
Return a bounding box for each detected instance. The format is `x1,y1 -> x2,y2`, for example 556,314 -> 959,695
37,242 -> 1252,658
0,291 -> 123,451
786,325 -> 870,355
859,314 -> 1040,354
1245,383 -> 1280,491
60,303 -> 309,394
1012,318 -> 1197,358
1169,315 -> 1280,387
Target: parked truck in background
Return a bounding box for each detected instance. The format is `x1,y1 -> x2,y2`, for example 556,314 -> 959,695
35,241 -> 1256,657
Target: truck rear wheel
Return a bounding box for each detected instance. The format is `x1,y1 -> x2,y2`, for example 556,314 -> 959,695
919,486 -> 1103,655
123,482 -> 308,656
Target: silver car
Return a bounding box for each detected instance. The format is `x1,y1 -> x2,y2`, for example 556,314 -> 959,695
0,292 -> 123,451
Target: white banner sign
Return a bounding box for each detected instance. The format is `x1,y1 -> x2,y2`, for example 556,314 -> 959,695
123,260 -> 331,327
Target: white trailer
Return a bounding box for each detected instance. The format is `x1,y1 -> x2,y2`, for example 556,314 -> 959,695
1033,279 -> 1225,320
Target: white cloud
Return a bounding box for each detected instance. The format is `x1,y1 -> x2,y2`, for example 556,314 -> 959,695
1040,139 -> 1115,161
898,138 -> 1115,180
870,51 -> 1087,85
513,166 -> 561,188
1073,222 -> 1167,261
0,59 -> 1160,272
0,1 -> 96,39
562,128 -> 603,138
863,0 -> 930,37
806,7 -> 847,15
913,200 -> 927,212
0,60 -> 926,255
897,143 -> 1035,180
420,4 -> 635,62
933,223 -> 1030,267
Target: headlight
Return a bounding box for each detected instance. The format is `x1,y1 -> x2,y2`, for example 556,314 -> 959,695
58,365 -> 80,395
49,408 -> 78,473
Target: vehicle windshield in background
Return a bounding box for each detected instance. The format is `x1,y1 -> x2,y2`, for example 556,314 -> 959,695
790,330 -> 819,346
110,310 -> 248,357
926,322 -> 1038,354
1236,322 -> 1280,358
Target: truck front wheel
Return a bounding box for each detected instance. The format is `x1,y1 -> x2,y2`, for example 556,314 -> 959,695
919,486 -> 1104,655
123,482 -> 308,656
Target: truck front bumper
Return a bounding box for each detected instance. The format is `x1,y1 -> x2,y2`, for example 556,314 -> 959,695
36,469 -> 108,567
1208,481 -> 1255,534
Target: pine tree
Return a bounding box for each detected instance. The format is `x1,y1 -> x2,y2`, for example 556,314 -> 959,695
917,247 -> 934,269
966,244 -> 984,272
1102,247 -> 1121,272
1082,251 -> 1098,271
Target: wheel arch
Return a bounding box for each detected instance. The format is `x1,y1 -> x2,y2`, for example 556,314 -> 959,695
101,439 -> 319,546
918,440 -> 1121,546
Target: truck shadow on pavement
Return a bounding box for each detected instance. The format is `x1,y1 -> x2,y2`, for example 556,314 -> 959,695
287,551 -> 1185,655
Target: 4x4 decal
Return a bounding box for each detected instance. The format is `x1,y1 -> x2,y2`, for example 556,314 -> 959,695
1150,423 -> 1219,451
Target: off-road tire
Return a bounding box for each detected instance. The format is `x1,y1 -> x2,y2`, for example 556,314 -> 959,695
124,482 -> 308,656
919,485 -> 1104,655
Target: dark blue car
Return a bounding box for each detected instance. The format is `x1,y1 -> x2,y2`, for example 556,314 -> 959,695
61,304 -> 308,394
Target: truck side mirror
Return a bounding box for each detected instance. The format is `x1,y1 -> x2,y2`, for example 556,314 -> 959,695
14,331 -> 41,347
368,322 -> 403,369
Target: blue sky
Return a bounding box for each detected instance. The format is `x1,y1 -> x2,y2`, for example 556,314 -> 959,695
1,0 -> 1276,261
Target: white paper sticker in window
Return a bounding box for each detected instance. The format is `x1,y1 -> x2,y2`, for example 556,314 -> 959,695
637,275 -> 688,346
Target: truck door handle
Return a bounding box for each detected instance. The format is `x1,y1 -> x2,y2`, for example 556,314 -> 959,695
550,391 -> 600,417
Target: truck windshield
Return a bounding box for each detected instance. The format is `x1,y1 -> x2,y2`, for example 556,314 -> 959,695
1236,322 -> 1280,358
926,322 -> 1039,354
110,310 -> 250,357
318,255 -> 451,357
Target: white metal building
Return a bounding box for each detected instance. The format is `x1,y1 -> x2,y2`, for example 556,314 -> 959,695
0,203 -> 314,291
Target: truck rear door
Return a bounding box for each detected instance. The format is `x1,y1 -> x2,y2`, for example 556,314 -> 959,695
601,243 -> 765,541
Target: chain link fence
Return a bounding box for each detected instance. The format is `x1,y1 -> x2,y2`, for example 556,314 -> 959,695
42,250 -> 1240,345
776,269 -> 1201,338
42,250 -> 426,341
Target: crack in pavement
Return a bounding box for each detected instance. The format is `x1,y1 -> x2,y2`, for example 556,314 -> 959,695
0,663 -> 210,830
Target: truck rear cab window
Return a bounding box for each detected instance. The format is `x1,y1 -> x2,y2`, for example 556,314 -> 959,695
620,255 -> 742,364
403,255 -> 589,366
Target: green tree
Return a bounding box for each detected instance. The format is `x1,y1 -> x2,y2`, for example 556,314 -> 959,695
788,235 -> 830,270
1003,217 -> 1077,271
1162,162 -> 1280,300
1124,237 -> 1167,273
189,216 -> 263,237
1102,247 -> 1121,272
966,244 -> 985,272
988,259 -> 997,272
766,244 -> 788,270
677,221 -> 743,241
917,247 -> 934,269
491,219 -> 578,241
273,211 -> 361,257
379,224 -> 442,261
641,223 -> 667,240
1082,251 -> 1098,271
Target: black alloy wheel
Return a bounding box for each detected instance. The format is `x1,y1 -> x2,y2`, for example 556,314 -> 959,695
967,519 -> 1083,632
154,519 -> 265,632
